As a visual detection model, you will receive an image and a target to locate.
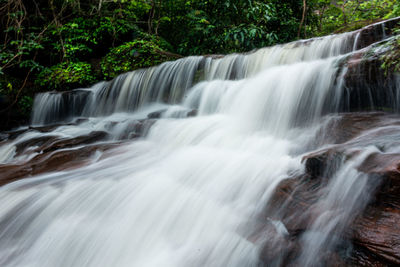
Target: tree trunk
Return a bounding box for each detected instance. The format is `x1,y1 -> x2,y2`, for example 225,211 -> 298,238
298,0 -> 307,38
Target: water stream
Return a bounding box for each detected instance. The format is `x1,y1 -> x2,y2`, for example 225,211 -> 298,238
0,20 -> 398,266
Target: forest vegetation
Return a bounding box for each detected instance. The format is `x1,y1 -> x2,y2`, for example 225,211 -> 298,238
0,0 -> 399,129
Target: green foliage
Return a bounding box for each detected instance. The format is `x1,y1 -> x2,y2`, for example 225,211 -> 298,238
17,95 -> 33,116
49,16 -> 141,59
158,0 -> 301,55
314,0 -> 400,35
0,74 -> 21,96
0,31 -> 44,75
35,61 -> 97,90
101,40 -> 172,78
114,0 -> 152,19
349,0 -> 399,20
381,30 -> 400,74
137,32 -> 174,52
0,73 -> 32,118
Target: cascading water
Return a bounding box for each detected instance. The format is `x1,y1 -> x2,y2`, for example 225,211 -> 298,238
30,30 -> 356,126
0,19 -> 399,266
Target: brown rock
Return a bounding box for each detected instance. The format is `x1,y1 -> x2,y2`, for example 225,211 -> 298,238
351,207 -> 400,266
0,142 -> 121,187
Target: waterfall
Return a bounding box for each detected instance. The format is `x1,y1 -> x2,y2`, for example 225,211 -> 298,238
30,31 -> 356,126
0,19 -> 399,266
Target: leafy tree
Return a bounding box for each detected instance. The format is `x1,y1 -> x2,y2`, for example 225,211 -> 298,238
156,0 -> 304,54
312,0 -> 400,35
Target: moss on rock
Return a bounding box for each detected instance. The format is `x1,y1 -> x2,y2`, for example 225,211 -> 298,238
100,40 -> 174,79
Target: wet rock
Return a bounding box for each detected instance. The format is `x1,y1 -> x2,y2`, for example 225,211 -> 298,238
303,151 -> 400,266
303,151 -> 329,178
147,109 -> 167,119
115,121 -> 142,140
257,219 -> 299,266
356,152 -> 400,209
127,132 -> 140,139
333,18 -> 400,115
0,130 -> 112,186
342,53 -> 394,113
39,131 -> 108,153
353,17 -> 400,50
117,119 -> 156,140
359,153 -> 400,179
0,133 -> 9,142
0,142 -> 120,186
302,147 -> 347,179
327,113 -> 385,144
348,152 -> 400,266
13,131 -> 108,157
263,174 -> 327,236
29,124 -> 67,133
302,112 -> 389,154
5,128 -> 31,140
262,113 -> 400,266
27,119 -> 87,132
351,206 -> 400,266
321,252 -> 349,267
187,109 -> 197,117
136,119 -> 156,136
15,136 -> 59,154
4,119 -> 85,140
349,244 -> 388,267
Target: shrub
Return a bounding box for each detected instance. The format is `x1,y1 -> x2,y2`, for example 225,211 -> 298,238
101,40 -> 173,79
35,61 -> 97,90
17,95 -> 33,116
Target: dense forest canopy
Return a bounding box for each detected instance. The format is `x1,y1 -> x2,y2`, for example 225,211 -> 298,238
0,0 -> 399,129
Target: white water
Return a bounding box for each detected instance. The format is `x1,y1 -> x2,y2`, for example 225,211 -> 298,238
30,30 -> 355,126
297,147 -> 379,266
0,20 -> 398,266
